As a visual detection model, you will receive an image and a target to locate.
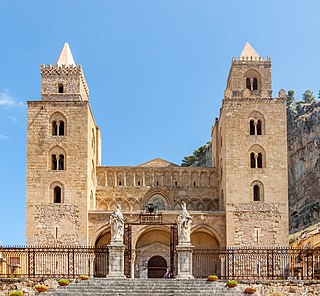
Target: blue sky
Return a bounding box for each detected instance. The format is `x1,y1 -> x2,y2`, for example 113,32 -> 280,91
1,0 -> 320,245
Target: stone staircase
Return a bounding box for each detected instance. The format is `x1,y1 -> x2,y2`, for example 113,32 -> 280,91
46,279 -> 245,296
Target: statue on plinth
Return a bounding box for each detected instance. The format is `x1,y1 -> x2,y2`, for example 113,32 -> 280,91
176,201 -> 192,244
110,204 -> 125,243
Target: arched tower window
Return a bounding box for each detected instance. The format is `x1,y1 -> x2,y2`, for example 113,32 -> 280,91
50,112 -> 67,136
54,186 -> 62,203
248,111 -> 265,136
58,84 -> 64,93
248,145 -> 266,169
244,70 -> 261,91
49,146 -> 66,171
251,181 -> 264,202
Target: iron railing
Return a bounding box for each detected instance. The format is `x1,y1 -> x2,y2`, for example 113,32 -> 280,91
0,246 -> 108,278
0,246 -> 320,279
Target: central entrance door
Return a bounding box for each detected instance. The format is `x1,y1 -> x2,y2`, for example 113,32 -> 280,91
148,256 -> 167,278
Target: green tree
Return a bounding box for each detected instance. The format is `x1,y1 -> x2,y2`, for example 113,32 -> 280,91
181,143 -> 210,167
302,90 -> 315,103
286,90 -> 295,106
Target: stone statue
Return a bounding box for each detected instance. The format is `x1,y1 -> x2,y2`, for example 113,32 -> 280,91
110,204 -> 125,243
176,201 -> 192,244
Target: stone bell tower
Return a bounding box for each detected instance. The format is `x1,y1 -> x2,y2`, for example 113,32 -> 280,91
213,42 -> 288,247
26,43 -> 101,246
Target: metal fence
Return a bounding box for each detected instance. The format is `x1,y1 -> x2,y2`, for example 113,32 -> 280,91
0,246 -> 108,278
1,246 -> 320,279
193,247 -> 320,280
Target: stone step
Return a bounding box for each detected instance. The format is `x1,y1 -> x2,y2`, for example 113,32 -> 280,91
46,279 -> 244,296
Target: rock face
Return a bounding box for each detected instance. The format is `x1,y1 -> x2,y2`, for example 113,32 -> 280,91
287,100 -> 320,233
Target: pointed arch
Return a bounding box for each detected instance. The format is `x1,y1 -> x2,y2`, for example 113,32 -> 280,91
50,181 -> 64,203
49,146 -> 66,170
250,180 -> 264,202
248,144 -> 266,168
50,111 -> 67,136
248,111 -> 265,135
244,69 -> 261,91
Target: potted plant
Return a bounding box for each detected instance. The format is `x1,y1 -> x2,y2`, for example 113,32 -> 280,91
226,280 -> 238,288
34,285 -> 49,293
207,274 -> 218,281
9,292 -> 24,296
78,274 -> 89,280
244,287 -> 257,294
58,279 -> 71,286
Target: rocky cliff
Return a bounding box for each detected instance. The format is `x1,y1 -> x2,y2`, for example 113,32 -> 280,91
287,100 -> 320,233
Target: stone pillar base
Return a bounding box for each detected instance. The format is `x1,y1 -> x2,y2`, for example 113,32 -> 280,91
106,242 -> 126,279
176,243 -> 194,279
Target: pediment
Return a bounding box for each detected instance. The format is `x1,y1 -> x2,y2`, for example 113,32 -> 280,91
137,158 -> 179,167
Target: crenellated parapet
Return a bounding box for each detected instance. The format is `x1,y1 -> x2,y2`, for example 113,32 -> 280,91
40,64 -> 89,101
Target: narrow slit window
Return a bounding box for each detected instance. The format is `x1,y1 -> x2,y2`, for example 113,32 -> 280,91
246,78 -> 251,90
58,154 -> 64,170
58,84 -> 64,93
54,186 -> 62,203
52,121 -> 58,136
59,121 -> 65,135
253,185 -> 260,201
250,153 -> 256,168
250,120 -> 255,135
257,120 -> 262,135
175,181 -> 178,186
137,181 -> 141,186
257,153 -> 263,168
253,78 -> 258,90
51,154 -> 57,170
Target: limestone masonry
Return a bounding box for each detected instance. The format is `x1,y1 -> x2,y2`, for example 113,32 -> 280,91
26,42 -> 289,278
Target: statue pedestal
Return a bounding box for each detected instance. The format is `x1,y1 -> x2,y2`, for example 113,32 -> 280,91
106,242 -> 126,279
176,243 -> 194,279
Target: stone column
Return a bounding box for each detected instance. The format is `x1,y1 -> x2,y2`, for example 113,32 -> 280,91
106,242 -> 126,279
176,243 -> 194,279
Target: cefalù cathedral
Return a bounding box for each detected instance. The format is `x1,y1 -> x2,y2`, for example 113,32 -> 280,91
25,42 -> 289,279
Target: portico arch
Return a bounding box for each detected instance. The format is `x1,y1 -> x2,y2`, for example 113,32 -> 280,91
191,227 -> 221,278
134,226 -> 171,278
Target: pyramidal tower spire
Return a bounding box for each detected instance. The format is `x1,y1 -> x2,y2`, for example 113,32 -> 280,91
240,42 -> 260,59
56,43 -> 75,66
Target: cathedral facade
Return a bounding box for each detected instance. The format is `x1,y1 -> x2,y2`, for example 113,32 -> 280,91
26,42 -> 289,278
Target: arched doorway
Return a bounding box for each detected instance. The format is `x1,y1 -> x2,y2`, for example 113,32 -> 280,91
191,229 -> 221,278
94,231 -> 111,277
135,228 -> 171,278
148,256 -> 167,278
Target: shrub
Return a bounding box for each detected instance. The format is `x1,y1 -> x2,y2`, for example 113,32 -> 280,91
58,279 -> 71,286
9,292 -> 24,296
226,280 -> 238,285
207,275 -> 218,279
